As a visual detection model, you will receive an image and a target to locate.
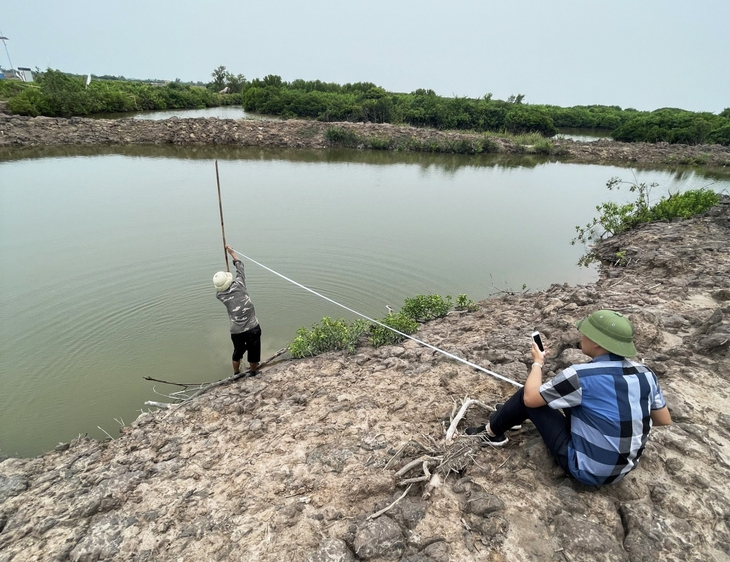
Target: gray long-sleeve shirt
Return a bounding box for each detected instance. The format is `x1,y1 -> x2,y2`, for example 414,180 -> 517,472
216,259 -> 259,334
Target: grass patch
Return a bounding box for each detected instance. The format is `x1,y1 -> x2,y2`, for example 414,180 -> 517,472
288,292 -> 479,357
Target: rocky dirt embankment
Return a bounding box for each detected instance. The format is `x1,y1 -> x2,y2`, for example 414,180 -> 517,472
1,201 -> 730,562
2,112 -> 730,169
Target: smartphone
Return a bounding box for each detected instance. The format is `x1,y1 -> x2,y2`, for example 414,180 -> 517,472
531,331 -> 544,352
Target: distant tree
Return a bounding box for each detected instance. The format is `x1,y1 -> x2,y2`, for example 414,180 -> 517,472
37,68 -> 89,117
225,73 -> 247,94
262,74 -> 283,88
211,66 -> 227,91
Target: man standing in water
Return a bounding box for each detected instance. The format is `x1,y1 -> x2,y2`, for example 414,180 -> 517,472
213,246 -> 261,375
467,310 -> 672,486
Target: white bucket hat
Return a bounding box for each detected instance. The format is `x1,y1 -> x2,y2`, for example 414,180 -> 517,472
213,271 -> 233,292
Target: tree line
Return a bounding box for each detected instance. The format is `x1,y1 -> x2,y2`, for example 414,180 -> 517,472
1,69 -> 235,117
239,76 -> 730,145
1,67 -> 728,146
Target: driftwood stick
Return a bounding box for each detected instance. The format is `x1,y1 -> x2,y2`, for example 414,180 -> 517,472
367,484 -> 412,520
144,400 -> 173,409
445,397 -> 495,443
395,456 -> 440,478
449,399 -> 458,423
385,441 -> 411,470
160,347 -> 287,410
145,347 -> 289,411
445,397 -> 476,443
397,458 -> 438,485
97,426 -> 114,440
410,438 -> 436,454
142,376 -> 204,387
399,475 -> 430,485
422,473 -> 442,501
143,347 -> 288,391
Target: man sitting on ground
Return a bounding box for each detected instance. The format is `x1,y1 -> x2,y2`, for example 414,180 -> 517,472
467,310 -> 672,486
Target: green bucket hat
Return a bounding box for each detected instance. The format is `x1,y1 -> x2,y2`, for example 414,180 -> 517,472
575,310 -> 637,357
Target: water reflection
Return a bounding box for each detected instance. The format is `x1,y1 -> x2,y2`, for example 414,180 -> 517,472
0,143 -> 552,171
3,144 -> 728,180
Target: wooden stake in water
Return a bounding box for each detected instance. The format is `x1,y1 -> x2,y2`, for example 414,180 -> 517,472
215,160 -> 229,272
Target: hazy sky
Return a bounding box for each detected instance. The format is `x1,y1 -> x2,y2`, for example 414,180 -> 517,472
2,1 -> 728,112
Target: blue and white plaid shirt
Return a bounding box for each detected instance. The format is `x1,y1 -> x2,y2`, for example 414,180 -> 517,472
539,353 -> 666,485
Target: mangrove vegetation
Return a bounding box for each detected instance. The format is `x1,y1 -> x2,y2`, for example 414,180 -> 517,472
0,69 -> 237,117
1,68 -> 728,146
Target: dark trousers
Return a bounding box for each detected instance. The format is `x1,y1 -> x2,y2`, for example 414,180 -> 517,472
231,325 -> 262,363
490,387 -> 572,475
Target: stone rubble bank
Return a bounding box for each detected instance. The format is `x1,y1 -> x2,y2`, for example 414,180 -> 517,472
2,112 -> 730,169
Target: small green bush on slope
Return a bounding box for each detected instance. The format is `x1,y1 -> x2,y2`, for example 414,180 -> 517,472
573,176 -> 720,266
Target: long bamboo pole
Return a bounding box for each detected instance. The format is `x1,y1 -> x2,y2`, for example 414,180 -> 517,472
215,160 -> 230,272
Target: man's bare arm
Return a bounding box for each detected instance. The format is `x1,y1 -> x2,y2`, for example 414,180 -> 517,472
523,342 -> 548,408
225,245 -> 239,261
650,406 -> 672,426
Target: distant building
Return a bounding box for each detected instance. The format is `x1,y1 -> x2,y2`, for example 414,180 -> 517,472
0,67 -> 33,81
17,67 -> 33,82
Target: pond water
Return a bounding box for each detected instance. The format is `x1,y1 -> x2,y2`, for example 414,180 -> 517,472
556,128 -> 614,142
91,105 -> 278,121
1,145 -> 726,457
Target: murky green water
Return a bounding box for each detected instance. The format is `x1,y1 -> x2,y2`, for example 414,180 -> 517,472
1,144 -> 726,457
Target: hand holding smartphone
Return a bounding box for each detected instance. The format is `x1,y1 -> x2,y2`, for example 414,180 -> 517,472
531,331 -> 544,352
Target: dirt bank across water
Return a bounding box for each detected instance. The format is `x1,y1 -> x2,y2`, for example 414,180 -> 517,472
2,112 -> 730,171
1,187 -> 729,560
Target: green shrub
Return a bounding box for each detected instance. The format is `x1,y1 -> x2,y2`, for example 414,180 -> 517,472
288,317 -> 368,358
455,294 -> 479,312
7,87 -> 46,116
325,126 -> 362,147
288,292 -> 464,357
612,109 -> 729,146
38,69 -> 91,116
648,188 -> 720,221
708,123 -> 730,146
448,139 -> 482,154
573,177 -> 720,265
0,79 -> 29,99
369,313 -> 419,348
504,107 -> 557,137
369,136 -> 395,150
401,294 -> 452,322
